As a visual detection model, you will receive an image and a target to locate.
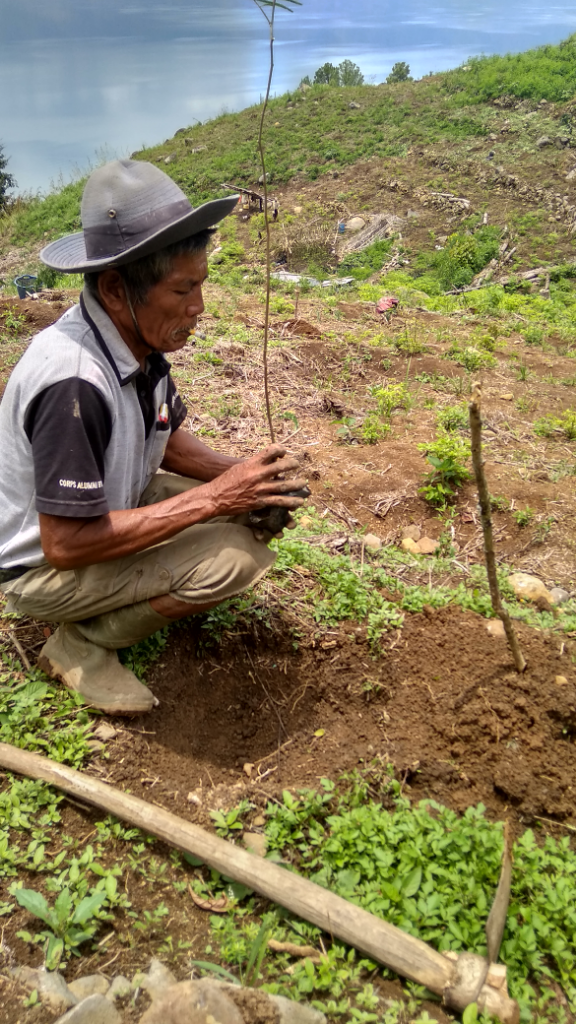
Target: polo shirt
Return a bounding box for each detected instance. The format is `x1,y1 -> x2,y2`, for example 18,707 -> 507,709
0,289 -> 187,569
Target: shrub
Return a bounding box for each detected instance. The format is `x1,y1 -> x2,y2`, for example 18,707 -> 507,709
418,434 -> 471,506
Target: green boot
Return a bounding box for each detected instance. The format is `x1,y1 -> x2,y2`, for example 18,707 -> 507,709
38,623 -> 157,716
75,600 -> 172,650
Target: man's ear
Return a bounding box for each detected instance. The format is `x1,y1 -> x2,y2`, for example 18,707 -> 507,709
97,270 -> 127,313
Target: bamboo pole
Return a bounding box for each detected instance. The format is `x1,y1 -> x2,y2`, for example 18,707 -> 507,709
0,742 -> 519,1022
469,386 -> 526,672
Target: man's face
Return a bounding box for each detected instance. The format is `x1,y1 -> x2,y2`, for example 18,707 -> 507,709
135,250 -> 207,355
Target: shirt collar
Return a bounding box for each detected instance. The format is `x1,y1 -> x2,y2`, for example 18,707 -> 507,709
80,289 -> 171,387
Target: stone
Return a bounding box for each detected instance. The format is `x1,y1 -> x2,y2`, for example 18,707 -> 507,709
550,587 -> 571,605
293,205 -> 303,214
54,994 -> 121,1024
107,975 -> 132,1001
487,619 -> 506,638
401,524 -> 421,542
536,136 -> 552,148
298,515 -> 314,529
401,537 -> 420,554
499,393 -> 514,401
92,723 -> 117,741
565,168 -> 576,182
139,979 -> 243,1024
187,791 -> 201,805
68,975 -> 109,1000
164,153 -> 178,164
11,966 -> 76,1012
555,675 -> 569,686
345,216 -> 365,231
271,994 -> 327,1024
415,536 -> 438,555
349,101 -> 361,109
243,831 -> 268,857
363,532 -> 382,551
507,572 -> 554,604
141,958 -> 177,1001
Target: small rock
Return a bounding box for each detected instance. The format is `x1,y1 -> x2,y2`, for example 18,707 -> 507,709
140,959 -> 177,1001
107,976 -> 131,1001
243,762 -> 254,778
54,994 -> 121,1024
187,791 -> 201,805
68,976 -> 109,1000
139,979 -> 243,1024
243,832 -> 268,857
499,393 -> 514,401
363,532 -> 382,551
401,537 -> 420,554
345,216 -> 365,231
565,168 -> 576,182
164,153 -> 178,164
550,587 -> 570,605
253,814 -> 266,826
92,723 -> 117,742
508,572 -> 554,604
87,739 -> 105,752
416,536 -> 439,555
487,619 -> 506,638
536,136 -> 552,148
270,993 -> 327,1024
298,515 -> 314,529
349,102 -> 361,109
402,524 -> 421,542
293,205 -> 303,214
555,675 -> 569,686
11,967 -> 76,1012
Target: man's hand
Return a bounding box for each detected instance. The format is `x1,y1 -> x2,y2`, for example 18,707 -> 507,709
206,445 -> 308,516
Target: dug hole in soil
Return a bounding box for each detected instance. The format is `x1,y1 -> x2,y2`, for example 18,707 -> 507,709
101,606 -> 576,838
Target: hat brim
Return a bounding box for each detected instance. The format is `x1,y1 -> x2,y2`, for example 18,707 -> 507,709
40,195 -> 239,273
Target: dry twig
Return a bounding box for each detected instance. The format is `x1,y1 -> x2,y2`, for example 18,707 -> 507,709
469,386 -> 526,672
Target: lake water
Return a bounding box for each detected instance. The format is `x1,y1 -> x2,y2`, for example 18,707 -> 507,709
2,0 -> 576,194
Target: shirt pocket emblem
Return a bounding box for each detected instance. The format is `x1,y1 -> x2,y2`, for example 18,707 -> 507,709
157,402 -> 170,427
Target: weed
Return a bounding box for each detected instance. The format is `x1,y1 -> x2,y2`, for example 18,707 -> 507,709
1,309 -> 26,335
490,495 -> 509,512
445,342 -> 496,372
436,403 -> 469,432
338,238 -> 395,280
391,329 -> 425,355
515,362 -> 530,382
512,507 -> 534,528
210,800 -> 254,838
12,886 -> 107,969
417,434 -> 471,506
369,382 -> 411,417
534,410 -> 576,440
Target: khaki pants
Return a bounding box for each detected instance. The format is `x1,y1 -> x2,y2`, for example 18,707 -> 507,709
2,473 -> 275,624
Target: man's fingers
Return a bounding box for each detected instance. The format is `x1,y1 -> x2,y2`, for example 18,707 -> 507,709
258,456 -> 301,479
260,477 -> 308,495
258,444 -> 288,464
260,494 -> 308,510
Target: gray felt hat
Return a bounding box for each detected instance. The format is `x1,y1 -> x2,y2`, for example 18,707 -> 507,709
40,159 -> 239,273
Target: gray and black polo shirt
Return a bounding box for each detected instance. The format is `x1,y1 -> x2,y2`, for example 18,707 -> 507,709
0,289 -> 186,570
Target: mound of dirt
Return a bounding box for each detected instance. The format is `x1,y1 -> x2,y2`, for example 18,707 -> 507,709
103,606 -> 575,837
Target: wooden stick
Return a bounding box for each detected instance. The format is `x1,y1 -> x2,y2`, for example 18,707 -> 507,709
469,387 -> 526,672
486,821 -> 513,964
0,742 -> 518,1022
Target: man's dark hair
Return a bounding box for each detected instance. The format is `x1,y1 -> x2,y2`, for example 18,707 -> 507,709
84,229 -> 215,306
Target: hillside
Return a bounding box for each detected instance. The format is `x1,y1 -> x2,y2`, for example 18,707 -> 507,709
2,36 -> 576,1024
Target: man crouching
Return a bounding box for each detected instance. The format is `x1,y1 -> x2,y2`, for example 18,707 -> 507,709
0,160 -> 307,715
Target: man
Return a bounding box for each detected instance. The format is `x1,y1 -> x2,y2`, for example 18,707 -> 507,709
0,159 -> 307,715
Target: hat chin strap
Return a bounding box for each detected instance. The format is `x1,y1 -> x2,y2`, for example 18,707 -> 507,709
124,288 -> 152,352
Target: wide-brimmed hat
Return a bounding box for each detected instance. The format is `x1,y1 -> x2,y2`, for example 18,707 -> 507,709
40,159 -> 239,273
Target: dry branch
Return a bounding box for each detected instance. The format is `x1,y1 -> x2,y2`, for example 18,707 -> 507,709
469,387 -> 526,672
0,742 -> 519,1023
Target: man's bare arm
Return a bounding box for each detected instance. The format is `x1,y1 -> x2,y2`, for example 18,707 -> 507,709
160,427 -> 241,480
39,446 -> 307,571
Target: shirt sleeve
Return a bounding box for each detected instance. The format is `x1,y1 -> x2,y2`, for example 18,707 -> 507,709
24,378 -> 113,517
167,375 -> 187,433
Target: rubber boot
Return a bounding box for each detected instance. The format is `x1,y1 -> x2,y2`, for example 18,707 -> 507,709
38,623 -> 156,716
74,600 -> 172,650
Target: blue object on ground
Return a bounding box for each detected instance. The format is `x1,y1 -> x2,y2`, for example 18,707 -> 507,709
13,274 -> 38,299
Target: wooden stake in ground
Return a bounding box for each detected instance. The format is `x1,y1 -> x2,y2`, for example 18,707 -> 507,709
469,385 -> 526,672
0,742 -> 519,1023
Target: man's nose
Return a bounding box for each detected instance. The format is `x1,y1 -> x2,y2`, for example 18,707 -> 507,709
186,289 -> 204,318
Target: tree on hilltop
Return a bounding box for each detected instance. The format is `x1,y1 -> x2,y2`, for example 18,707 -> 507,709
312,59 -> 364,87
314,62 -> 340,86
0,143 -> 16,210
386,61 -> 412,84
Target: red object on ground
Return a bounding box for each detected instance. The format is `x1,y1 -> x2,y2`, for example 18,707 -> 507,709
376,296 -> 399,314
